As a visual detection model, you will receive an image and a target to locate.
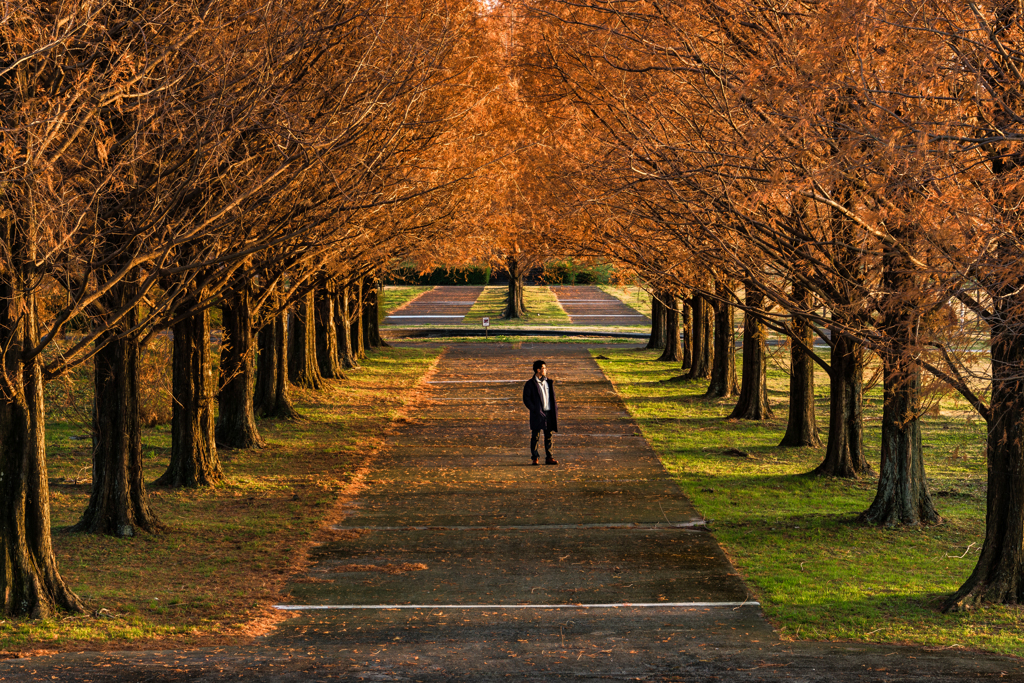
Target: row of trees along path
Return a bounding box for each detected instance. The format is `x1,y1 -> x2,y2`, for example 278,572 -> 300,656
0,0 -> 490,618
499,0 -> 1024,613
5,0 -> 1024,627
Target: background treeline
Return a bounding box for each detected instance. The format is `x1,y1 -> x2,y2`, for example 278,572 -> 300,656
386,265 -> 493,286
0,0 -> 487,618
504,0 -> 1024,612
384,260 -> 613,286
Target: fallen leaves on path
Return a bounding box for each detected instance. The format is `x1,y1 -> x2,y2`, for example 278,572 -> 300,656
333,563 -> 429,575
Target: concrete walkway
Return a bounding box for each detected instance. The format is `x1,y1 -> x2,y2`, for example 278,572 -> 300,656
275,343 -> 755,606
551,285 -> 650,325
383,286 -> 485,326
1,344 -> 1020,681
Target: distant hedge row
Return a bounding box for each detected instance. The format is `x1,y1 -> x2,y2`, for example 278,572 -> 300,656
385,261 -> 614,286
541,261 -> 613,285
386,266 -> 492,285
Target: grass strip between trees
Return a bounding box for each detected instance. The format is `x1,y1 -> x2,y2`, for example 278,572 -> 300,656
0,346 -> 442,655
600,285 -> 653,317
381,286 -> 434,314
463,285 -> 570,326
592,347 -> 1024,657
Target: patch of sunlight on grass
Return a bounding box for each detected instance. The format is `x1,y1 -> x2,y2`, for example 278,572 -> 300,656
464,286 -> 571,326
591,347 -> 1018,656
600,285 -> 652,316
1,345 -> 442,653
382,286 -> 433,314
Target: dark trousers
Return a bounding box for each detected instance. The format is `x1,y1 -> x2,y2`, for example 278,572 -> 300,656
530,429 -> 553,458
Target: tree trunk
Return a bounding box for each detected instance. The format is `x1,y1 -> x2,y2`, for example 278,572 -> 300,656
290,287 -> 325,389
155,308 -> 221,487
810,331 -> 870,477
861,237 -> 937,526
336,282 -> 358,369
780,291 -> 822,447
0,282 -> 84,617
254,313 -> 277,417
681,298 -> 693,369
686,293 -> 713,380
363,277 -> 388,349
270,301 -> 300,418
945,282 -> 1024,610
647,293 -> 667,349
74,294 -> 163,537
315,278 -> 344,379
504,256 -> 527,319
216,286 -> 265,449
349,279 -> 366,360
729,288 -> 773,419
705,282 -> 738,398
657,293 -> 683,362
860,350 -> 938,526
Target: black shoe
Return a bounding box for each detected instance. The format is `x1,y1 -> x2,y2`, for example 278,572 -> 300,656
545,457 -> 558,465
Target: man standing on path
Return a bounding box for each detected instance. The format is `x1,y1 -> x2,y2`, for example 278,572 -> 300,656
523,359 -> 558,466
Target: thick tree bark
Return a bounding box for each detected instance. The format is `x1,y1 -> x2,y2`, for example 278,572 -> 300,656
363,277 -> 388,349
503,256 -> 528,319
861,238 -> 938,526
315,278 -> 344,379
506,276 -> 525,319
289,287 -> 325,389
254,314 -> 277,417
657,293 -> 683,362
647,293 -> 667,349
155,308 -> 221,487
349,279 -> 366,360
336,282 -> 358,369
705,282 -> 738,398
270,302 -> 300,419
729,288 -> 773,419
945,284 -> 1024,610
503,274 -> 528,319
681,298 -> 693,369
810,331 -> 870,477
686,293 -> 713,380
860,351 -> 938,526
74,295 -> 163,537
0,283 -> 83,616
255,288 -> 299,418
780,291 -> 822,446
216,286 -> 265,449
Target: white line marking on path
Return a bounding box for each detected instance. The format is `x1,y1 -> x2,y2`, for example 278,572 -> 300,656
568,315 -> 648,317
386,315 -> 467,319
274,602 -> 759,610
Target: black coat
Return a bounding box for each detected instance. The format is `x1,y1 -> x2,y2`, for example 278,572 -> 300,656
523,377 -> 558,432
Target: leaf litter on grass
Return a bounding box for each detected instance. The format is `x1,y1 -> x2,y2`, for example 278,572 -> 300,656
0,346 -> 442,655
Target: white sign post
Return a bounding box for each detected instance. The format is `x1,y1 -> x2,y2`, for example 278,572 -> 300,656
482,316 -> 490,337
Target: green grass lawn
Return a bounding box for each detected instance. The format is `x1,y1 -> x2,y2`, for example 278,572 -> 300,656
464,285 -> 570,326
592,347 -> 1021,656
600,285 -> 653,316
382,285 -> 432,314
2,346 -> 441,653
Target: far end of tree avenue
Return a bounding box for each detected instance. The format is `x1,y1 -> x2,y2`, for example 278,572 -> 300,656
2,0 -> 1023,661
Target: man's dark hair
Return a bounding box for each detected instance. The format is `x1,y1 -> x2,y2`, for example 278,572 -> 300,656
533,360 -> 546,372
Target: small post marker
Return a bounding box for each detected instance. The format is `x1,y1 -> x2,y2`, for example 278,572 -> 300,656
482,316 -> 490,337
